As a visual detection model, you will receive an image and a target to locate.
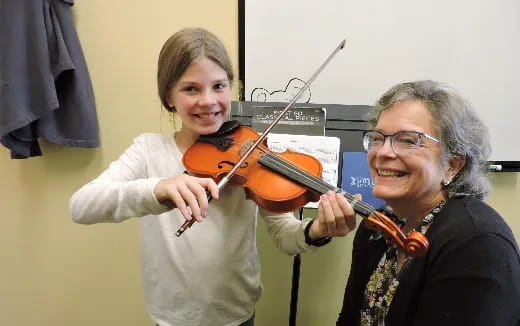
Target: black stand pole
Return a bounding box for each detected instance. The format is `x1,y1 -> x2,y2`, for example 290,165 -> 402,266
289,208 -> 305,326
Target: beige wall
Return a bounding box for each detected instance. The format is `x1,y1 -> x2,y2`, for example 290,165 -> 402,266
1,1 -> 519,325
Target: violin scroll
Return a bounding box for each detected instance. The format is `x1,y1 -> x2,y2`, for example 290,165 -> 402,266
404,231 -> 429,258
365,211 -> 429,258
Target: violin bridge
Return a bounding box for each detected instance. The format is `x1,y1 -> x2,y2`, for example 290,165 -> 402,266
239,139 -> 256,157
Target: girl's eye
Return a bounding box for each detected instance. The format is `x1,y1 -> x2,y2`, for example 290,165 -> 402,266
183,86 -> 197,92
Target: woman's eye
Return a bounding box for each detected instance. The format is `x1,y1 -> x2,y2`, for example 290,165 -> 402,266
401,138 -> 416,144
370,135 -> 384,143
214,83 -> 227,90
396,134 -> 420,146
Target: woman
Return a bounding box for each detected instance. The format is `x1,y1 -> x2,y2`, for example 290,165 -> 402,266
70,27 -> 355,326
337,80 -> 520,325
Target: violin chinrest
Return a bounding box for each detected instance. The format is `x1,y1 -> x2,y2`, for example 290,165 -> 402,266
205,120 -> 241,137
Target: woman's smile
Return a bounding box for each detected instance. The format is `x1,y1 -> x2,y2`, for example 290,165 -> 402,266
376,168 -> 406,178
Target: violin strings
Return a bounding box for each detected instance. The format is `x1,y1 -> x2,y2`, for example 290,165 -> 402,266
263,154 -> 334,193
263,153 -> 376,216
260,154 -> 397,231
260,152 -> 338,193
259,153 -> 376,216
260,154 -> 411,251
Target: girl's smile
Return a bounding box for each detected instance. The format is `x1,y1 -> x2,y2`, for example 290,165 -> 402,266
167,57 -> 231,148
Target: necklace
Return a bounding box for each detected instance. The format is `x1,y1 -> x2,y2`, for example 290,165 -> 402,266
360,199 -> 446,326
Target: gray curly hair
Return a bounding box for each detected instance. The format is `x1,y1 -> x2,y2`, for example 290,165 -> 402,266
368,80 -> 491,199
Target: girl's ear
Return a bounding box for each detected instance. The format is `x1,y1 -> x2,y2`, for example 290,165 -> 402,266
443,156 -> 466,184
166,97 -> 174,108
166,97 -> 175,111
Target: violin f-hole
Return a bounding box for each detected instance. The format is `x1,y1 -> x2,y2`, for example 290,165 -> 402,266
217,160 -> 249,169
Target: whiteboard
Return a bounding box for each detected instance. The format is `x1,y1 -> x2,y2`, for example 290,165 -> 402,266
243,0 -> 520,162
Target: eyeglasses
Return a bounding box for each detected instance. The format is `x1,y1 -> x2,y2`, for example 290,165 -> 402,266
363,130 -> 440,156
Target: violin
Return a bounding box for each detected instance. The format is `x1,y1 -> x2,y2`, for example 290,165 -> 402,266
173,38 -> 429,258
175,39 -> 347,237
182,121 -> 429,258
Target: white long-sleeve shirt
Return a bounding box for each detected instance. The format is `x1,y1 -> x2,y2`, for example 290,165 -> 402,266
70,133 -> 314,326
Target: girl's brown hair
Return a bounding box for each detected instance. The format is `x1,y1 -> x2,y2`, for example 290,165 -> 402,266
157,28 -> 234,112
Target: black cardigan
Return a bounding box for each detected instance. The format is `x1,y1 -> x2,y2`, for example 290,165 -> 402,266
337,196 -> 520,326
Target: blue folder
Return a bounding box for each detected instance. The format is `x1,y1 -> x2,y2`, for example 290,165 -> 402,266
341,152 -> 385,209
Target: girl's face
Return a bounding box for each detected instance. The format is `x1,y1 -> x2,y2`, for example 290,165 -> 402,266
167,57 -> 231,140
367,100 -> 448,210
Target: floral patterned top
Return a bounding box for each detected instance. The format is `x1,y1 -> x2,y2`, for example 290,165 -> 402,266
360,200 -> 446,326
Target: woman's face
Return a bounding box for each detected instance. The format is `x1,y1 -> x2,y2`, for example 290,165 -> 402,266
167,57 -> 231,138
367,100 -> 447,207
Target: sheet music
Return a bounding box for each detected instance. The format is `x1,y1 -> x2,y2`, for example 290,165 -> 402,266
266,133 -> 341,209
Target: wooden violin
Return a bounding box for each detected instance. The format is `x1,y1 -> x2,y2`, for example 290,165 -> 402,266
182,121 -> 429,258
175,39 -> 347,237
174,38 -> 429,257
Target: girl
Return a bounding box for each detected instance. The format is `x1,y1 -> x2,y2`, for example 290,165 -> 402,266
70,27 -> 356,326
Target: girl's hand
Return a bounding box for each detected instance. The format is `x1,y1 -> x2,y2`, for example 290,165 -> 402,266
153,174 -> 219,222
310,191 -> 359,239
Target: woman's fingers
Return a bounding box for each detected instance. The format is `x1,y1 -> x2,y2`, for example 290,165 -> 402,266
315,191 -> 357,238
348,194 -> 362,230
320,193 -> 339,234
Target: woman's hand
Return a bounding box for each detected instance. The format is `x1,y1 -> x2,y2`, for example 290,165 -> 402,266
153,174 -> 219,222
310,191 -> 359,239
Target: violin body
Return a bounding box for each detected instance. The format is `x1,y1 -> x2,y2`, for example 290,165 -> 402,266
182,125 -> 322,213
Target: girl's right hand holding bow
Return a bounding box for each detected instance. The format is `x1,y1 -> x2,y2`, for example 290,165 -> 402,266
153,174 -> 220,222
